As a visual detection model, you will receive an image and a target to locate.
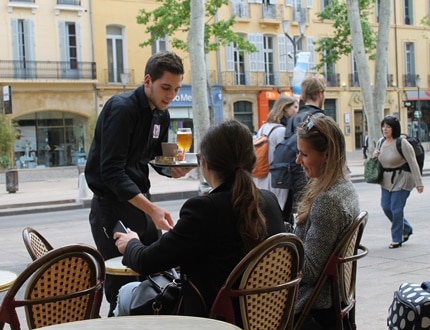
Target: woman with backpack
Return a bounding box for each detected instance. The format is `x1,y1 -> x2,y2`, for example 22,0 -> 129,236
252,95 -> 298,225
374,115 -> 424,249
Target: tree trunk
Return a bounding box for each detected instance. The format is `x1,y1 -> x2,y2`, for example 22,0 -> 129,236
188,0 -> 210,152
346,0 -> 391,153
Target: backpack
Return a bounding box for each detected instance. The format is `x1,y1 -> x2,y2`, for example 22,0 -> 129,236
397,134 -> 425,175
270,108 -> 322,190
252,124 -> 282,178
387,282 -> 430,329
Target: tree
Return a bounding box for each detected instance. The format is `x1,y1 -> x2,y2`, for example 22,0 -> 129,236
0,114 -> 18,170
136,0 -> 256,150
136,0 -> 255,53
316,0 -> 391,152
188,0 -> 210,146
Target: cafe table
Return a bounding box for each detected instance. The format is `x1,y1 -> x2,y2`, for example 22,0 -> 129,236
0,270 -> 17,292
38,315 -> 242,329
105,256 -> 139,276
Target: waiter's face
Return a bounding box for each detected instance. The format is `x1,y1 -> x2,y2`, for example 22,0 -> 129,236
144,72 -> 183,110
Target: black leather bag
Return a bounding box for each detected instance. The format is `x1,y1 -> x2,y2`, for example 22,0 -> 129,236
130,269 -> 182,315
364,157 -> 383,184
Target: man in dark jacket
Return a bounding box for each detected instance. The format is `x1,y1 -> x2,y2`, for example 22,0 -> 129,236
85,51 -> 188,315
284,74 -> 326,224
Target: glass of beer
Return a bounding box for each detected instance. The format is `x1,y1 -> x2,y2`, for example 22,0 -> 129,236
176,128 -> 192,157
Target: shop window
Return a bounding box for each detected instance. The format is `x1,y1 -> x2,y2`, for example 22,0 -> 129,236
14,112 -> 87,168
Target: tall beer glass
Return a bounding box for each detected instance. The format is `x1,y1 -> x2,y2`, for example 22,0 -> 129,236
176,128 -> 192,156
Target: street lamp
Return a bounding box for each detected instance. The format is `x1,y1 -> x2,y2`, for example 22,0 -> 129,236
120,72 -> 129,93
282,19 -> 306,66
415,75 -> 422,139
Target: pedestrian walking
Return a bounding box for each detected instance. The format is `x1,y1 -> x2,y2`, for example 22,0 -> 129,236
373,115 -> 424,249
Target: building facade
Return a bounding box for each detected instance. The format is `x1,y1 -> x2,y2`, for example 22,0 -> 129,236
1,0 -> 429,168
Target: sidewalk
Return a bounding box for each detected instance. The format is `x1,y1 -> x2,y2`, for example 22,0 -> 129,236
1,150 -> 429,215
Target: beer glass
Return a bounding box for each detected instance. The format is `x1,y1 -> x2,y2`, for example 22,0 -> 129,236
176,128 -> 192,156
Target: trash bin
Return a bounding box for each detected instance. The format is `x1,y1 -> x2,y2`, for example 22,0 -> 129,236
5,169 -> 19,193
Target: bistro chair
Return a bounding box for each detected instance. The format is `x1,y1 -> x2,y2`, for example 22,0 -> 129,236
0,244 -> 105,330
294,211 -> 369,330
211,233 -> 304,330
22,227 -> 54,261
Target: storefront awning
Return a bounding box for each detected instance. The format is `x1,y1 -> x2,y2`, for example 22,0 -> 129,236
405,90 -> 430,101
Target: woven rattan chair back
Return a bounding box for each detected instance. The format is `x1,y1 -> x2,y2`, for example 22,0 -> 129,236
0,244 -> 105,330
211,233 -> 304,330
22,227 -> 54,261
294,211 -> 369,330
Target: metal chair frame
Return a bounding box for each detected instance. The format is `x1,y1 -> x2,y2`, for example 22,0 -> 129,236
294,211 -> 369,330
0,244 -> 105,330
22,227 -> 54,261
211,233 -> 304,330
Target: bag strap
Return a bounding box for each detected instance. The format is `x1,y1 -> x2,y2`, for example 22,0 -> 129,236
265,124 -> 282,137
377,137 -> 385,150
284,117 -> 294,139
289,108 -> 322,138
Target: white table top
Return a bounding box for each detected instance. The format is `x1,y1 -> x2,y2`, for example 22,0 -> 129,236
0,270 -> 17,292
39,315 -> 242,329
105,256 -> 139,276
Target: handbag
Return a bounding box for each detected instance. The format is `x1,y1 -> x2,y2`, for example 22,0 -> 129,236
130,268 -> 182,315
387,282 -> 430,329
364,157 -> 383,184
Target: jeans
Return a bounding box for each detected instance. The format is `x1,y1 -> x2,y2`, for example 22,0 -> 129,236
380,188 -> 413,243
114,281 -> 141,317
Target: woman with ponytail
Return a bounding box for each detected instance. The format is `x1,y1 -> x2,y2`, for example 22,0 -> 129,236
114,120 -> 285,319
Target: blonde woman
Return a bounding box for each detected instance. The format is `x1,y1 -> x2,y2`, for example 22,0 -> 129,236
293,114 -> 360,329
253,95 -> 298,218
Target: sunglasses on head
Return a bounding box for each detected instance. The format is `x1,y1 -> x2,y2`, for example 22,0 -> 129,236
303,113 -> 325,133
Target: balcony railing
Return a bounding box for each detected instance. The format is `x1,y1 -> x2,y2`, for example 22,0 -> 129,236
232,1 -> 249,19
349,73 -> 360,87
57,0 -> 81,5
325,73 -> 340,87
262,4 -> 283,20
222,71 -> 291,87
403,73 -> 417,87
0,60 -> 96,80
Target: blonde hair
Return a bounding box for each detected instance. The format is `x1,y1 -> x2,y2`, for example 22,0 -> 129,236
266,95 -> 298,123
300,74 -> 326,103
295,114 -> 348,226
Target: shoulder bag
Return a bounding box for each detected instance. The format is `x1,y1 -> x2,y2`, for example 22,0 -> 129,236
364,157 -> 383,184
130,268 -> 182,315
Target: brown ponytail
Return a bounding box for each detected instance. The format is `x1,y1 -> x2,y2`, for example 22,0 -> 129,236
199,120 -> 267,251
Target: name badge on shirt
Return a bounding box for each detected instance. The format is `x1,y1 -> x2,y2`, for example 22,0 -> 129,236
153,124 -> 160,139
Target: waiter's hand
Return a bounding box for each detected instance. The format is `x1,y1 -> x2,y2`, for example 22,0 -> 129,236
114,230 -> 138,254
169,167 -> 192,178
129,193 -> 175,231
148,204 -> 175,231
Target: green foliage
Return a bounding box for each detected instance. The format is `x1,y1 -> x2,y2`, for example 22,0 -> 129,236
314,0 -> 377,71
136,0 -> 256,54
85,113 -> 97,153
0,114 -> 18,170
421,15 -> 430,39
